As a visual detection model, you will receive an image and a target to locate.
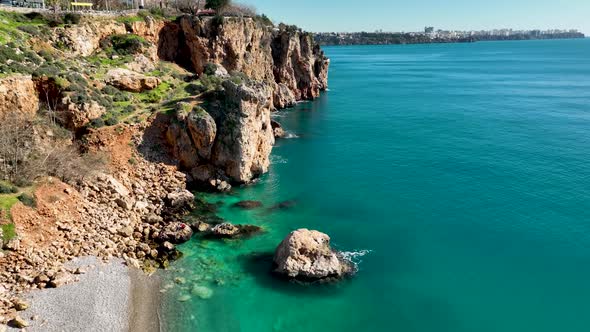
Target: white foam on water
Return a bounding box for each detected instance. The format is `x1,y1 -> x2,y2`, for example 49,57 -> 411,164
339,249 -> 372,271
284,132 -> 299,139
270,155 -> 288,164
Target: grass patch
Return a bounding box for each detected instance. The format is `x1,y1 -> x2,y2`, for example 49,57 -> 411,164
139,81 -> 171,103
0,193 -> 19,220
1,223 -> 16,243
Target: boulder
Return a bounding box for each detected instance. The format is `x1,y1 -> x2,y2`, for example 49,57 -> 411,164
185,108 -> 217,161
166,190 -> 195,210
12,298 -> 29,311
190,221 -> 212,233
158,222 -> 193,244
271,120 -> 286,139
48,271 -> 73,288
273,229 -> 352,280
232,200 -> 263,210
210,63 -> 229,78
105,68 -> 161,92
126,54 -> 156,73
8,316 -> 28,329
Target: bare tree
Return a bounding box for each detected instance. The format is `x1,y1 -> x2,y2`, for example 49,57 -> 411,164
0,112 -> 35,184
0,111 -> 106,186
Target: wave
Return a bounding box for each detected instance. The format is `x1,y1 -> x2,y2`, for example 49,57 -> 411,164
338,249 -> 372,271
283,132 -> 299,139
270,155 -> 288,164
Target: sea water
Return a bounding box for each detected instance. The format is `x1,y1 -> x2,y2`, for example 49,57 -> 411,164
162,39 -> 590,332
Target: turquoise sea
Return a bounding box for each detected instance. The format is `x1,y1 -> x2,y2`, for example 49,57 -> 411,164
162,39 -> 590,332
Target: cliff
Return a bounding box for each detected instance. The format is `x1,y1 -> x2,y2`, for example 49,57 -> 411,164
1,13 -> 328,187
152,16 -> 329,185
160,16 -> 329,109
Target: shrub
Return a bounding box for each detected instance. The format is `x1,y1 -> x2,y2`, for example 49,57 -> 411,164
89,118 -> 105,128
0,183 -> 18,194
109,34 -> 149,55
149,7 -> 165,17
211,15 -> 224,28
101,85 -> 120,95
255,14 -> 273,27
24,12 -> 44,21
63,13 -> 81,25
38,49 -> 54,61
104,117 -> 119,126
229,71 -> 248,85
17,25 -> 41,36
199,75 -> 223,92
17,193 -> 36,208
47,17 -> 63,28
204,63 -> 217,76
0,46 -> 25,63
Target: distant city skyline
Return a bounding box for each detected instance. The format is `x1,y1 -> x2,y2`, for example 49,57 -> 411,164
246,0 -> 590,35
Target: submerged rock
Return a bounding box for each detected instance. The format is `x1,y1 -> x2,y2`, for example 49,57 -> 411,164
208,223 -> 263,239
270,200 -> 297,211
273,229 -> 353,281
191,284 -> 214,299
232,200 -> 263,210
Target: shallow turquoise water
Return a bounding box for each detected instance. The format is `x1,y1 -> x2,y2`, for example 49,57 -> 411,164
163,39 -> 590,332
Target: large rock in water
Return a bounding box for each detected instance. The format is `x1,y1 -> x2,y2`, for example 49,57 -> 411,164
273,229 -> 352,280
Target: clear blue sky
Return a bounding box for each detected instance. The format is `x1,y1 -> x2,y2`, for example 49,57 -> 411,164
245,0 -> 589,34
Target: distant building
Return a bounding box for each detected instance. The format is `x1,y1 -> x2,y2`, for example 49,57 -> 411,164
424,26 -> 434,33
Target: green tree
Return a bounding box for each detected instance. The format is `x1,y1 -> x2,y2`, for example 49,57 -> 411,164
205,0 -> 230,11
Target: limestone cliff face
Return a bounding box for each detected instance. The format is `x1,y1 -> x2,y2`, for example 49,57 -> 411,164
271,28 -> 330,101
168,16 -> 329,108
159,16 -> 329,185
210,81 -> 275,182
177,16 -> 275,83
166,81 -> 274,185
42,15 -> 329,186
0,75 -> 39,117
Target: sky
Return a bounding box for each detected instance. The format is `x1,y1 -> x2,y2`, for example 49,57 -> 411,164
245,0 -> 590,35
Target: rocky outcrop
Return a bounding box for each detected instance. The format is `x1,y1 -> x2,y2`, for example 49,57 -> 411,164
105,68 -> 161,92
56,97 -> 105,130
166,80 -> 274,185
167,16 -> 328,108
207,222 -> 262,239
50,20 -> 126,57
210,81 -> 274,182
271,28 -> 330,101
177,16 -> 275,82
232,200 -> 263,209
273,229 -> 353,281
157,222 -> 193,244
271,120 -> 286,139
0,75 -> 39,117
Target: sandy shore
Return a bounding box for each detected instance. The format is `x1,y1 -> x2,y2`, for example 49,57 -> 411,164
7,256 -> 161,332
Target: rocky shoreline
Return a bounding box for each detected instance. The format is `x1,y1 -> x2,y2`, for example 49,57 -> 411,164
0,10 -> 330,327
